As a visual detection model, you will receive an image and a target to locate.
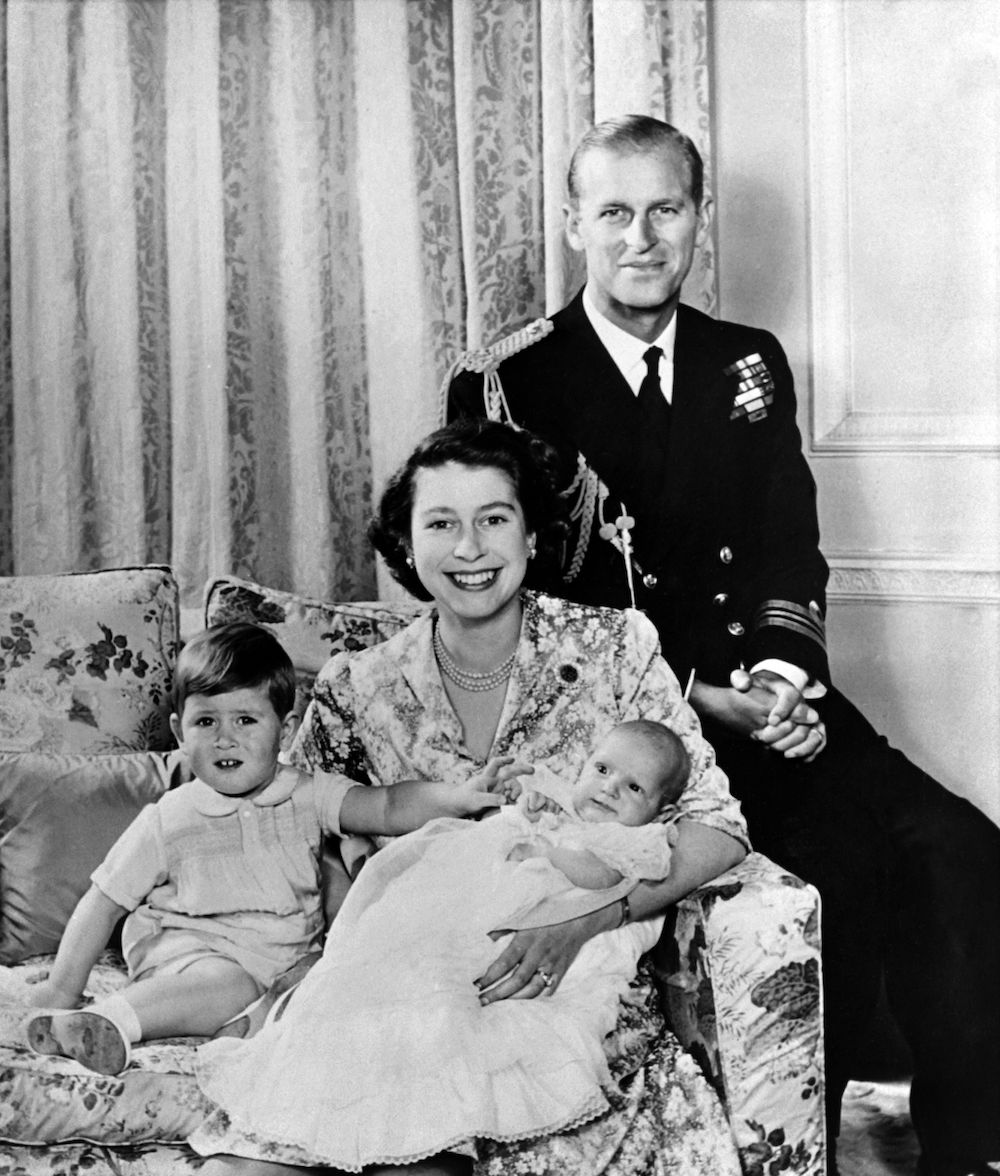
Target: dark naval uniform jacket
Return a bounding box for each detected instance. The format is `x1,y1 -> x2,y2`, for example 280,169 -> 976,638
447,290 -> 829,693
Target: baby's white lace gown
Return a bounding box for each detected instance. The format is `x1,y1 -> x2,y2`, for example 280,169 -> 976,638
193,808 -> 668,1170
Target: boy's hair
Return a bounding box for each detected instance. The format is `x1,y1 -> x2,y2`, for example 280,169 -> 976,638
172,621 -> 297,719
615,719 -> 691,806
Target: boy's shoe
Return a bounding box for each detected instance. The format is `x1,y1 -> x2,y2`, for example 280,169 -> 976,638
26,1009 -> 131,1075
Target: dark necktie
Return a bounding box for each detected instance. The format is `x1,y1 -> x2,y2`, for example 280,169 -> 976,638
637,345 -> 670,445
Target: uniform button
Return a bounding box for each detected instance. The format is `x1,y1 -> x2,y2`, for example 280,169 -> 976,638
642,572 -> 658,589
719,546 -> 733,564
727,621 -> 745,636
712,593 -> 729,607
241,809 -> 252,819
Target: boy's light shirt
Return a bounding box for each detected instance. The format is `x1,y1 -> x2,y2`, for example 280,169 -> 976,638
310,768 -> 371,880
582,287 -> 825,701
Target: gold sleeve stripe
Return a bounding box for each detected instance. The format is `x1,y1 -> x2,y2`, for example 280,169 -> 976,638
752,600 -> 827,651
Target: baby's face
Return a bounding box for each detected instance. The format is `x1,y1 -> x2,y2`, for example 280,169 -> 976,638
573,728 -> 668,827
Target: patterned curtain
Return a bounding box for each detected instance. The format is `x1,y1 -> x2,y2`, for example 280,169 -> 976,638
2,0 -> 373,604
0,0 -> 714,604
0,0 -> 10,581
398,0 -> 715,372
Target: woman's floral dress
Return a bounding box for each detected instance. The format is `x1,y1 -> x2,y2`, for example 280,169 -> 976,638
191,592 -> 748,1175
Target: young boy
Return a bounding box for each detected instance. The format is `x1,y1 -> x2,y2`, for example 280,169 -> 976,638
26,621 -> 516,1075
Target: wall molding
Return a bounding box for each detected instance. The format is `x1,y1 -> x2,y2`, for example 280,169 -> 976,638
827,555 -> 1000,605
803,1 -> 1000,455
812,412 -> 1000,454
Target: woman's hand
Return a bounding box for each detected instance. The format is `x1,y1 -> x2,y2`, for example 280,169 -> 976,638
474,755 -> 534,805
474,905 -> 617,1003
519,788 -> 561,821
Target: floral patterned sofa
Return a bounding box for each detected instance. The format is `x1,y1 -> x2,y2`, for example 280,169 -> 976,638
0,566 -> 827,1176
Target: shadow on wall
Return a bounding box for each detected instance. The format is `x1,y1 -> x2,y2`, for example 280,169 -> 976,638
713,173 -> 801,331
827,599 -> 1000,826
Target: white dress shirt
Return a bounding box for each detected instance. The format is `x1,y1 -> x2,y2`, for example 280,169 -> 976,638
582,286 -> 675,401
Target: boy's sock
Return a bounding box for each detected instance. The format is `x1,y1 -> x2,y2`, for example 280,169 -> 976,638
89,993 -> 142,1044
26,995 -> 139,1075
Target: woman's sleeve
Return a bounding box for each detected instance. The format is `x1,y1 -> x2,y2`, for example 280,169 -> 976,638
618,610 -> 750,848
290,655 -> 380,872
288,654 -> 374,784
557,821 -> 674,882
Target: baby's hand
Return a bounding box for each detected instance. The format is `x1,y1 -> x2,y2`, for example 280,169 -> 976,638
449,756 -> 532,816
476,755 -> 534,805
520,789 -> 562,821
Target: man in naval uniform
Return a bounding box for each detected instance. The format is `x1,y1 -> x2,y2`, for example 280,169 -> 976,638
447,115 -> 1000,1176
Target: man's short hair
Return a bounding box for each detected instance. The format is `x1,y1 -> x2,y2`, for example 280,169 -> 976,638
567,115 -> 705,209
172,621 -> 297,719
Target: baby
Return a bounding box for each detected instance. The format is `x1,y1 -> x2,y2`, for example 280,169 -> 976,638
507,717 -> 688,893
26,621 -> 507,1075
191,717 -> 692,1168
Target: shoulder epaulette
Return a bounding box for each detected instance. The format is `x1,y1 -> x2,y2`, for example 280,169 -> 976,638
436,315 -> 628,601
450,317 -> 554,376
438,317 -> 554,425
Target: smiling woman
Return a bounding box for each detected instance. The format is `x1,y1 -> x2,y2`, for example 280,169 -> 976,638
411,463 -> 532,639
411,462 -> 533,759
188,418 -> 748,1176
371,422 -> 566,762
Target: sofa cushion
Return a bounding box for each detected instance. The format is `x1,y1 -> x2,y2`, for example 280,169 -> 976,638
0,1140 -> 204,1173
202,575 -> 426,714
0,566 -> 179,754
0,752 -> 177,964
0,956 -> 211,1146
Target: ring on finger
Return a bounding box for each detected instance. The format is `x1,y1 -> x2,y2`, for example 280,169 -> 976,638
537,968 -> 554,988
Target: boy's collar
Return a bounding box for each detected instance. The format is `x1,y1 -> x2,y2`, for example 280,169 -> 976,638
189,764 -> 299,816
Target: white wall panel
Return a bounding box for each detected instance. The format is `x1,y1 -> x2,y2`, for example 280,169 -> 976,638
711,0 -> 1000,820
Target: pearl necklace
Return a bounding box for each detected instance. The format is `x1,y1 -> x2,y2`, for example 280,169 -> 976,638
433,625 -> 516,692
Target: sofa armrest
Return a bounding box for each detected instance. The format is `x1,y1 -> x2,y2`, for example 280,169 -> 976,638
649,851 -> 827,1175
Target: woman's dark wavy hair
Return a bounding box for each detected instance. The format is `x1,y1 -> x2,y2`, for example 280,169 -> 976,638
369,418 -> 569,601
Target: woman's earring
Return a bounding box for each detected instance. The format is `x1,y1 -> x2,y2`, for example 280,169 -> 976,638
405,553 -> 415,568
527,542 -> 537,561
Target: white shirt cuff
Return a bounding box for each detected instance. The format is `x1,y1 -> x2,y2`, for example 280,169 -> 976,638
751,658 -> 827,700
